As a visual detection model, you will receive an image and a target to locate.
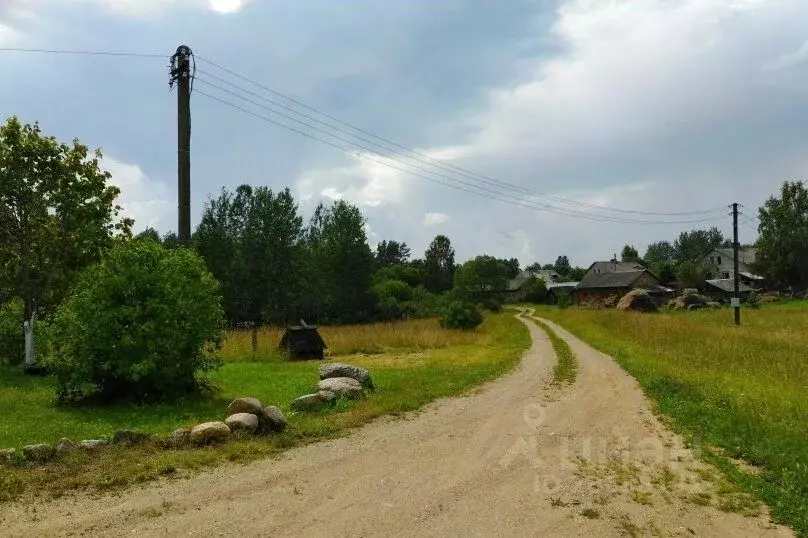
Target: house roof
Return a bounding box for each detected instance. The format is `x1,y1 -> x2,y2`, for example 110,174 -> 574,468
739,271 -> 765,281
586,260 -> 646,274
507,268 -> 559,291
639,283 -> 675,295
547,281 -> 580,289
578,270 -> 647,290
705,279 -> 754,293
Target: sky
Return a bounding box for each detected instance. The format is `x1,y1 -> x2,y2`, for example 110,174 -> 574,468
2,0 -> 807,267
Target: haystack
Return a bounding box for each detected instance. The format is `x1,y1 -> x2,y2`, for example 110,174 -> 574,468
616,289 -> 658,313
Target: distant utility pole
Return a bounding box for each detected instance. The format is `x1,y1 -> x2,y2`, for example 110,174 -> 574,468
732,202 -> 741,325
170,45 -> 192,243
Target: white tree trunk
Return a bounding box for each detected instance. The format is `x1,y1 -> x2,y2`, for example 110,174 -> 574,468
24,312 -> 36,367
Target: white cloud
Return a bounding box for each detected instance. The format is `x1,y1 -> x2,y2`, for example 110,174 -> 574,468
0,22 -> 21,45
103,157 -> 173,233
207,0 -> 251,14
422,212 -> 449,227
766,40 -> 808,71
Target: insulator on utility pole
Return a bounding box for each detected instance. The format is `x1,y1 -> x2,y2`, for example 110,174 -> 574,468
170,45 -> 192,244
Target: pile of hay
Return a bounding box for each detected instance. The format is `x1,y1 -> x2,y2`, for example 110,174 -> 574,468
616,289 -> 658,313
668,293 -> 710,310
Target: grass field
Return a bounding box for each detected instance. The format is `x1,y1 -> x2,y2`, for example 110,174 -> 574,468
534,302 -> 808,535
0,313 -> 529,502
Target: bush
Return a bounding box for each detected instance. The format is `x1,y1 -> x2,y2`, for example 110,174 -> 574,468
43,239 -> 226,403
557,295 -> 573,310
440,301 -> 483,330
373,278 -> 414,303
523,277 -> 548,304
0,298 -> 24,365
481,296 -> 503,313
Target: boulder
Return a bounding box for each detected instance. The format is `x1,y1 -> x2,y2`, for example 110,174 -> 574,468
168,428 -> 191,447
317,390 -> 337,404
317,377 -> 365,400
227,397 -> 263,417
112,429 -> 151,446
319,363 -> 374,391
190,421 -> 230,445
225,413 -> 259,434
79,439 -> 107,450
683,294 -> 709,307
682,288 -> 699,297
22,443 -> 55,462
55,438 -> 77,453
615,289 -> 658,313
291,393 -> 327,412
0,448 -> 16,464
261,406 -> 287,433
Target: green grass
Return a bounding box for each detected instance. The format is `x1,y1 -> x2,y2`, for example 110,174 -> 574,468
0,313 -> 529,502
528,315 -> 577,385
535,302 -> 808,536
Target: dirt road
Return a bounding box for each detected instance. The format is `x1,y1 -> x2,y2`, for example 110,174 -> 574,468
2,312 -> 793,537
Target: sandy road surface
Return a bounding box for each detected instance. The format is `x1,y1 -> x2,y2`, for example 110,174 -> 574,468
2,311 -> 792,537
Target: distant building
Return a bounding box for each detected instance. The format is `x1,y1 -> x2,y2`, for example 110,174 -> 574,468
547,282 -> 579,304
701,247 -> 762,283
704,278 -> 754,300
575,260 -> 673,303
502,269 -> 559,303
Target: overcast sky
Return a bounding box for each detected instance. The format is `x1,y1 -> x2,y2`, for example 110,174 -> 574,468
2,0 -> 806,266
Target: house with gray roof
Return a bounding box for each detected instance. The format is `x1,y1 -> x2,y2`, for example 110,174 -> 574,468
701,247 -> 761,282
575,260 -> 674,304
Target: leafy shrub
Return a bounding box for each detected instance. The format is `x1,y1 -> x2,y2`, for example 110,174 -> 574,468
523,277 -> 548,304
0,298 -> 24,365
557,295 -> 573,310
440,301 -> 483,330
43,239 -> 226,403
373,278 -> 414,302
481,296 -> 503,313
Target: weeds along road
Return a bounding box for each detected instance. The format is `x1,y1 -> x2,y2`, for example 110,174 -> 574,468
3,311 -> 794,537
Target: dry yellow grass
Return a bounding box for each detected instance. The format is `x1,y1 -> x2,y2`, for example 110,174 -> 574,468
221,318 -> 481,362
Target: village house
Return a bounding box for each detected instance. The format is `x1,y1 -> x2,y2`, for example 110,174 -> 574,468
575,260 -> 674,304
701,247 -> 764,287
501,269 -> 559,302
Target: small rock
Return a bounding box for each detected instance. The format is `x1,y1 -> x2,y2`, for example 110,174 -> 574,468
225,413 -> 259,434
317,377 -> 365,400
261,406 -> 287,432
112,430 -> 151,446
291,393 -> 327,412
190,421 -> 230,445
319,363 -> 374,391
168,429 -> 191,447
79,439 -> 107,450
0,448 -> 16,464
317,390 -> 337,404
227,397 -> 263,417
55,438 -> 77,453
22,443 -> 55,462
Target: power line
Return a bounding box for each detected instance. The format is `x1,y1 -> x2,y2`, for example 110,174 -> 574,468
0,47 -> 164,58
195,55 -> 726,218
195,88 -> 727,226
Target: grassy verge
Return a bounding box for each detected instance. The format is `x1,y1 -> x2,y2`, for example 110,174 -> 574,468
527,314 -> 577,385
535,303 -> 808,535
0,313 -> 529,502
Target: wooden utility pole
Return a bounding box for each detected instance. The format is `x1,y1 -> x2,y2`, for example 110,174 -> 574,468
171,45 -> 192,243
732,202 -> 741,325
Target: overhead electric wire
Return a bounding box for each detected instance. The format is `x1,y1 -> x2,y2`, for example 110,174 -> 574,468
195,88 -> 726,226
0,47 -> 164,58
195,55 -> 726,218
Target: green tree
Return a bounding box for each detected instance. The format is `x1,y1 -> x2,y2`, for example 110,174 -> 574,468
43,238 -> 225,402
674,227 -> 724,264
554,255 -> 571,278
567,266 -> 586,281
424,235 -> 456,293
375,240 -> 411,267
312,200 -> 376,323
499,258 -> 521,279
523,277 -> 548,303
453,256 -> 509,302
0,117 -> 131,365
621,245 -> 640,262
676,260 -> 706,290
756,181 -> 808,290
136,227 -> 161,242
526,262 -> 541,274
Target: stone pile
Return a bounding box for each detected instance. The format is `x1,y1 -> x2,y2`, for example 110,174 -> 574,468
290,363 -> 374,412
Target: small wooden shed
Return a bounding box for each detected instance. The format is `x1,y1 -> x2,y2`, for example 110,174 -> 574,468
279,320 -> 326,360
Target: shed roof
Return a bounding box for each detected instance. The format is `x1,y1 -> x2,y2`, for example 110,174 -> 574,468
578,270 -> 646,290
705,279 -> 754,293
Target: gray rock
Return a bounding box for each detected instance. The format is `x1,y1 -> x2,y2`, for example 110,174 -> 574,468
225,413 -> 259,434
683,288 -> 699,297
112,429 -> 151,446
261,406 -> 287,432
55,438 -> 77,453
0,448 -> 16,464
316,390 -> 337,404
227,397 -> 263,417
317,377 -> 365,400
291,393 -> 326,412
319,363 -> 374,391
190,421 -> 230,445
79,439 -> 107,450
168,429 -> 191,447
22,443 -> 55,462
